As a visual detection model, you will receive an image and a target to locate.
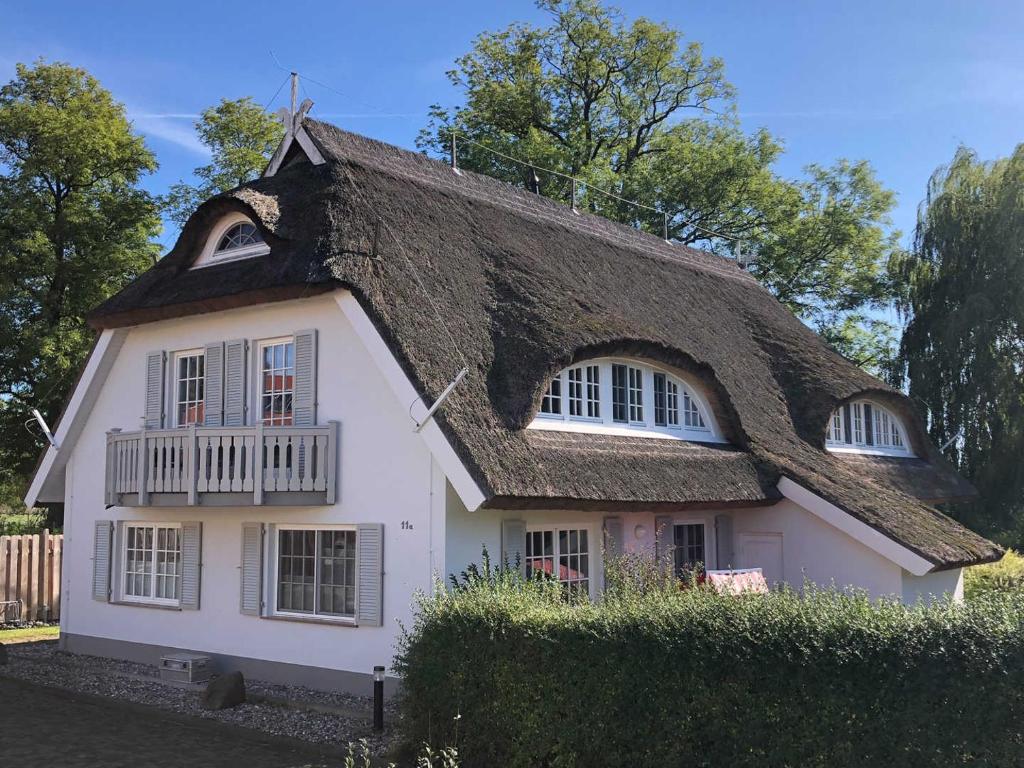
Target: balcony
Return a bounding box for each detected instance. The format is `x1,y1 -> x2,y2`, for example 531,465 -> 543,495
105,423 -> 339,507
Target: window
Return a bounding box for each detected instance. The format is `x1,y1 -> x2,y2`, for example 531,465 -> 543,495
525,526 -> 591,598
673,523 -> 706,577
825,400 -> 910,455
217,222 -> 262,252
540,377 -> 562,415
173,350 -> 205,426
122,524 -> 181,605
276,528 -> 357,619
260,339 -> 295,425
530,358 -> 719,442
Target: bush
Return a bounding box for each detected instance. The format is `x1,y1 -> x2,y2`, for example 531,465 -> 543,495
395,554 -> 1024,767
965,549 -> 1024,599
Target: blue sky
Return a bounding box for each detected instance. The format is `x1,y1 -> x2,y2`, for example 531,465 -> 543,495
3,0 -> 1023,255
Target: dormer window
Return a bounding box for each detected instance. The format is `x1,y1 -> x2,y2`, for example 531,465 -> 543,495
826,399 -> 911,456
191,213 -> 270,269
529,357 -> 724,443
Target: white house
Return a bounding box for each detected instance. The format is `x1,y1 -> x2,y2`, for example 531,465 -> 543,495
25,116 -> 1001,693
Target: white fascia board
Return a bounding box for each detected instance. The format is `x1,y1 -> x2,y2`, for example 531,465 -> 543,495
335,292 -> 487,512
778,476 -> 935,576
24,328 -> 128,508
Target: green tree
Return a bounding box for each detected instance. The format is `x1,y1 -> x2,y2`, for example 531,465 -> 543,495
895,145 -> 1024,545
419,0 -> 900,360
0,59 -> 161,508
163,97 -> 284,228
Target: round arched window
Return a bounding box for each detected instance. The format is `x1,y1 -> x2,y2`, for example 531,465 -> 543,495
216,222 -> 262,252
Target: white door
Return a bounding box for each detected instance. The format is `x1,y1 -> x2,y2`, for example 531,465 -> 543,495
739,533 -> 784,587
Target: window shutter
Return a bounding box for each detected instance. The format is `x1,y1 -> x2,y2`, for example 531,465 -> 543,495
180,522 -> 203,610
240,522 -> 264,615
715,514 -> 735,569
603,516 -> 624,556
654,515 -> 674,564
501,519 -> 527,576
292,329 -> 318,426
93,520 -> 113,602
144,351 -> 166,428
357,523 -> 384,627
223,339 -> 248,426
203,342 -> 225,427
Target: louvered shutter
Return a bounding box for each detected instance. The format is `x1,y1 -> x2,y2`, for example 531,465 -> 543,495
603,516 -> 624,556
715,514 -> 735,569
223,339 -> 247,427
144,351 -> 166,428
292,329 -> 318,426
655,515 -> 674,564
501,519 -> 527,576
203,342 -> 225,427
180,522 -> 203,610
240,522 -> 264,615
93,520 -> 113,602
356,523 -> 384,627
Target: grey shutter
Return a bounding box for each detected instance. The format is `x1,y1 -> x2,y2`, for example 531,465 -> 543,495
144,351 -> 166,428
603,516 -> 624,557
501,519 -> 527,576
715,514 -> 735,569
223,339 -> 247,426
240,522 -> 264,615
357,523 -> 384,627
180,522 -> 203,610
292,329 -> 318,426
203,342 -> 225,427
92,520 -> 113,602
655,515 -> 674,564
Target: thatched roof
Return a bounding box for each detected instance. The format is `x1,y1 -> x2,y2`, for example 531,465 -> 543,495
89,119 -> 1000,570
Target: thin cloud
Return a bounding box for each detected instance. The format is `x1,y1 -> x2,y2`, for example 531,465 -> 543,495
129,110 -> 208,156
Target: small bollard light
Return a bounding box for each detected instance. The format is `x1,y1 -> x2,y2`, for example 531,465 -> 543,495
373,665 -> 385,731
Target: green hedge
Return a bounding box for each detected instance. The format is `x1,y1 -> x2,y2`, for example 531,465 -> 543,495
394,559 -> 1024,767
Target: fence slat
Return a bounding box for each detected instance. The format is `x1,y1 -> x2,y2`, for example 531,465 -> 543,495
0,532 -> 64,624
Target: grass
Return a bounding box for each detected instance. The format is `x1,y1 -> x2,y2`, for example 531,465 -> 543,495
0,625 -> 59,644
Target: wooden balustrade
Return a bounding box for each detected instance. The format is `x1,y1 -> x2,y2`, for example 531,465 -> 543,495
106,422 -> 338,507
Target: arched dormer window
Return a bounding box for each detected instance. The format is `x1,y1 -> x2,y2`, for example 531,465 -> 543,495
825,399 -> 912,456
191,213 -> 270,269
528,357 -> 725,443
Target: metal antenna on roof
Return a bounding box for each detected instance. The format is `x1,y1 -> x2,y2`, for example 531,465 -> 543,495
290,72 -> 298,121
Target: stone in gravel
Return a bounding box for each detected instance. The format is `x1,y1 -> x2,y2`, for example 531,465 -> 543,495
201,671 -> 246,710
0,643 -> 6,666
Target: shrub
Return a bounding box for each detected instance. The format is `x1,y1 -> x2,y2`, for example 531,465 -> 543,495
965,549 -> 1024,599
395,554 -> 1024,768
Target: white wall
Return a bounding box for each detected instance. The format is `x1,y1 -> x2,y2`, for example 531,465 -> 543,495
62,292 -> 441,677
902,567 -> 964,604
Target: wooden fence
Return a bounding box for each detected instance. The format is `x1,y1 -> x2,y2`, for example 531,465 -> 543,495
0,530 -> 63,623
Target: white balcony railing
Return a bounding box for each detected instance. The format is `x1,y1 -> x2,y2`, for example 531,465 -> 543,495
105,422 -> 339,506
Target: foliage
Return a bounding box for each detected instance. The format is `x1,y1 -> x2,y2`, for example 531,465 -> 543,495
343,738 -> 460,768
396,553 -> 1024,767
894,145 -> 1024,545
0,509 -> 50,536
162,96 -> 284,228
965,550 -> 1024,600
0,59 -> 161,510
419,0 -> 901,357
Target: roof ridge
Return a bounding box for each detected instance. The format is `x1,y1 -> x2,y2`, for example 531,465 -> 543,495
304,119 -> 758,284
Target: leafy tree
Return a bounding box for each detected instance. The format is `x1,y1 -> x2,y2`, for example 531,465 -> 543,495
163,97 -> 284,228
895,145 -> 1024,544
0,60 -> 161,509
419,0 -> 900,361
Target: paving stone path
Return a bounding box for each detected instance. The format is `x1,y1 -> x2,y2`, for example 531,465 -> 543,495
0,675 -> 339,767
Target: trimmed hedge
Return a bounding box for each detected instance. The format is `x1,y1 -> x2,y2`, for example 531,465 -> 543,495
394,559 -> 1024,767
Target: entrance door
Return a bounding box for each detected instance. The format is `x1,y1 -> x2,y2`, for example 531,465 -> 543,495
739,533 -> 784,587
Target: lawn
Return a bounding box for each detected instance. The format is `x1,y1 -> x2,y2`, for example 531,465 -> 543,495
0,625 -> 59,644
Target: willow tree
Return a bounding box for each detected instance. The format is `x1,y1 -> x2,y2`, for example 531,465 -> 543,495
895,146 -> 1024,544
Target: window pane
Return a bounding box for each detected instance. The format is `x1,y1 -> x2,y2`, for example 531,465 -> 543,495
612,364 -> 628,423
653,373 -> 667,426
316,529 -> 356,617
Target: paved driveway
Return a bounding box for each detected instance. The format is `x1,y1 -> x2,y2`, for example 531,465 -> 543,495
0,675 -> 339,767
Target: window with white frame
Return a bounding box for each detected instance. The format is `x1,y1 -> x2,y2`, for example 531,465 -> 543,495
192,215 -> 270,269
525,526 -> 592,598
122,524 -> 181,604
275,527 -> 357,619
825,399 -> 911,455
173,350 -> 205,426
259,339 -> 295,425
217,222 -> 262,252
530,358 -> 721,442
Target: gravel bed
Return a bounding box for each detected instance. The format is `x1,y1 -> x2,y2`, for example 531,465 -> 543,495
3,642 -> 399,755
